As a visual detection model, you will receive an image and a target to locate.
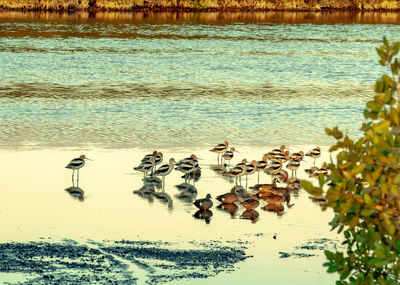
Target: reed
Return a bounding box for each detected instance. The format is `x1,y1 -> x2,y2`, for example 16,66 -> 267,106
0,0 -> 399,11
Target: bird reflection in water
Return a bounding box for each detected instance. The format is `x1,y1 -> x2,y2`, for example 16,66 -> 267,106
133,181 -> 156,203
134,176 -> 173,208
175,183 -> 197,203
212,165 -> 234,183
65,186 -> 85,202
217,203 -> 238,218
240,209 -> 259,223
153,190 -> 173,209
143,177 -> 162,190
184,167 -> 201,182
262,204 -> 285,216
193,209 -> 213,224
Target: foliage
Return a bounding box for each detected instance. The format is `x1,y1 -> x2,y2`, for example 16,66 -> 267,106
301,37 -> 400,284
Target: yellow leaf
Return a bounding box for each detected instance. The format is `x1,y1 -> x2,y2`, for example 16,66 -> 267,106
343,170 -> 353,180
394,173 -> 400,184
373,120 -> 391,133
351,164 -> 365,176
373,167 -> 383,180
366,173 -> 375,186
339,161 -> 352,169
353,194 -> 364,203
390,106 -> 399,125
364,194 -> 374,206
390,184 -> 399,196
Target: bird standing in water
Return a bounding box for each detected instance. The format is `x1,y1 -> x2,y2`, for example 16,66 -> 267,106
65,154 -> 91,185
152,158 -> 176,188
306,147 -> 321,166
210,141 -> 229,164
222,147 -> 236,167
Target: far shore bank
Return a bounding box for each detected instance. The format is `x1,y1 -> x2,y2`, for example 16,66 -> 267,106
1,0 -> 400,12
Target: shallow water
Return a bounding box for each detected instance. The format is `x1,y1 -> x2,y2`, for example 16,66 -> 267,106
1,10 -> 399,284
1,146 -> 339,284
1,11 -> 400,148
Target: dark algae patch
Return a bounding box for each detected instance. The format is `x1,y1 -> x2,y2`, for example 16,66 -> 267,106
0,241 -> 134,284
279,238 -> 340,259
103,240 -> 249,284
0,239 -> 249,284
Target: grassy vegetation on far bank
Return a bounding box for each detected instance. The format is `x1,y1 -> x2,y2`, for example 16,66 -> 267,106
0,0 -> 400,11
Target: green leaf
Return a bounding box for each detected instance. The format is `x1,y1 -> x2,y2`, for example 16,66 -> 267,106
393,42 -> 400,56
361,209 -> 374,217
300,180 -> 322,196
340,269 -> 350,280
383,36 -> 388,46
367,257 -> 390,267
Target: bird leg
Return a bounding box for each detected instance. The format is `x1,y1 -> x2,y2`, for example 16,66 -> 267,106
72,170 -> 75,186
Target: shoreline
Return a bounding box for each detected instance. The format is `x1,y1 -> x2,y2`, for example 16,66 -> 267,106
1,0 -> 400,12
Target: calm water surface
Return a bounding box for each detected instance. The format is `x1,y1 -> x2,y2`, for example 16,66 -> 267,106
1,11 -> 400,148
1,11 -> 400,284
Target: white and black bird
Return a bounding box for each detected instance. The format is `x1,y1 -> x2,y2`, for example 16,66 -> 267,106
289,151 -> 304,162
176,154 -> 199,168
286,159 -> 301,178
152,158 -> 176,187
268,145 -> 287,156
134,156 -> 155,178
210,141 -> 229,164
141,150 -> 158,162
176,159 -> 196,184
153,152 -> 163,168
306,147 -> 321,165
255,154 -> 268,183
65,154 -> 91,185
223,164 -> 246,185
222,147 -> 236,167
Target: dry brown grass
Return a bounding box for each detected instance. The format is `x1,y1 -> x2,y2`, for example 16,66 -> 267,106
0,0 -> 399,10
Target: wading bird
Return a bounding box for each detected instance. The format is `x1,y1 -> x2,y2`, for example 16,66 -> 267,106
134,156 -> 155,178
222,147 -> 236,167
65,154 -> 91,185
152,158 -> 176,187
210,141 -> 229,164
306,147 -> 321,165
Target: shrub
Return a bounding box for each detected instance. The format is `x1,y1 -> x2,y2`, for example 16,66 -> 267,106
301,37 -> 400,284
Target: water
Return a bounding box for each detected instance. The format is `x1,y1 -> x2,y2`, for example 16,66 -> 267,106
1,11 -> 400,149
1,11 -> 400,284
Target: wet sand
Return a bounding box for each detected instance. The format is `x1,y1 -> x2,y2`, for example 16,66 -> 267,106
0,146 -> 340,284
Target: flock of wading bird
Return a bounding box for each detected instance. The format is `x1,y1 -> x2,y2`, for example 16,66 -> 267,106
128,141 -> 328,223
64,142 -> 328,222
